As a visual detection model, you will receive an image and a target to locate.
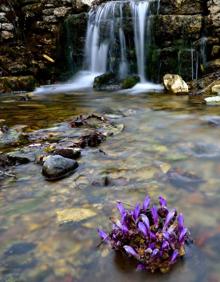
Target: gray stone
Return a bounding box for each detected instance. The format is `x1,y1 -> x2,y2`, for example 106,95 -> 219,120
208,0 -> 220,34
1,23 -> 14,31
1,5 -> 11,12
42,8 -> 55,16
1,30 -> 14,40
43,15 -> 57,23
42,155 -> 78,180
0,12 -> 6,22
53,148 -> 81,159
54,7 -> 70,17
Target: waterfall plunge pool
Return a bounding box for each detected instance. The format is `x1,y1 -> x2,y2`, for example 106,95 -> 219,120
34,72 -> 164,95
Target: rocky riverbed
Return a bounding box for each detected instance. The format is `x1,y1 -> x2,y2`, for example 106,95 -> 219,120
1,90 -> 220,281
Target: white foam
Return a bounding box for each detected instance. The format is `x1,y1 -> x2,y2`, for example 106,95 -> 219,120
126,82 -> 164,94
34,71 -> 100,94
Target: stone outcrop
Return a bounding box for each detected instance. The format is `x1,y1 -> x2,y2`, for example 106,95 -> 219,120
0,0 -> 91,93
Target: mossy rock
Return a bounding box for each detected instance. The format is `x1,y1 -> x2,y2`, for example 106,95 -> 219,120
93,72 -> 120,91
0,76 -> 36,93
121,75 -> 140,89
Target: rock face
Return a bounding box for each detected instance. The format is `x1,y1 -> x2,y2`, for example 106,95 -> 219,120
208,0 -> 220,35
42,155 -> 78,180
211,82 -> 220,94
1,0 -> 220,91
163,74 -> 189,94
0,0 -> 91,92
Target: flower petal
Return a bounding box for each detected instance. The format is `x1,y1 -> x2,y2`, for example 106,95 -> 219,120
162,240 -> 169,250
163,209 -> 176,230
159,195 -> 167,207
143,195 -> 151,211
151,248 -> 159,257
177,213 -> 184,232
151,205 -> 159,226
124,245 -> 139,258
163,231 -> 170,241
179,227 -> 187,244
141,214 -> 150,232
170,249 -> 179,264
138,222 -> 147,236
133,203 -> 141,221
117,202 -> 126,217
150,231 -> 156,240
136,264 -> 145,271
97,229 -> 108,241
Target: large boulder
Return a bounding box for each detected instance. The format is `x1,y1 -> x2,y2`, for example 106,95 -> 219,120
163,74 -> 189,94
42,155 -> 78,180
93,72 -> 120,91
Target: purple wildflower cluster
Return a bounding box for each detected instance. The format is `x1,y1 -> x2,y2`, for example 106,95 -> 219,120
98,195 -> 189,273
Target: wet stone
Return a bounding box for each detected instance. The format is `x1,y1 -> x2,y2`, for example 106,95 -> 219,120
42,155 -> 78,181
75,131 -> 106,148
205,116 -> 220,127
53,148 -> 81,159
181,142 -> 220,159
4,242 -> 36,256
6,152 -> 32,164
165,168 -> 205,189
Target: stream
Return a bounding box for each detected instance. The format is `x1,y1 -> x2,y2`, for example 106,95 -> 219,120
0,90 -> 220,282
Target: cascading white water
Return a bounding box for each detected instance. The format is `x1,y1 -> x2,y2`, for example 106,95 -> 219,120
34,0 -> 163,94
130,1 -> 149,82
119,27 -> 128,79
119,3 -> 128,79
85,0 -> 153,81
85,2 -> 120,73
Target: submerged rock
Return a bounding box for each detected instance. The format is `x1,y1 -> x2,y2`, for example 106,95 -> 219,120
163,74 -> 189,94
0,125 -> 29,148
75,131 -> 106,148
42,155 -> 78,180
56,208 -> 96,223
165,168 -> 205,189
4,242 -> 36,256
180,142 -> 220,159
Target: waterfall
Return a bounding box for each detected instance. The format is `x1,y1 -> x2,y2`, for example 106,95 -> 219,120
119,27 -> 128,79
84,1 -> 127,74
84,0 -> 151,81
34,0 -> 163,94
130,1 -> 150,82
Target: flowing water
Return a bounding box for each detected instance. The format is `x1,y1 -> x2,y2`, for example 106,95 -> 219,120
35,0 -> 162,95
1,90 -> 220,282
130,0 -> 149,82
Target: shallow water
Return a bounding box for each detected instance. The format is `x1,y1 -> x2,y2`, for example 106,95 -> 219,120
1,90 -> 220,282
